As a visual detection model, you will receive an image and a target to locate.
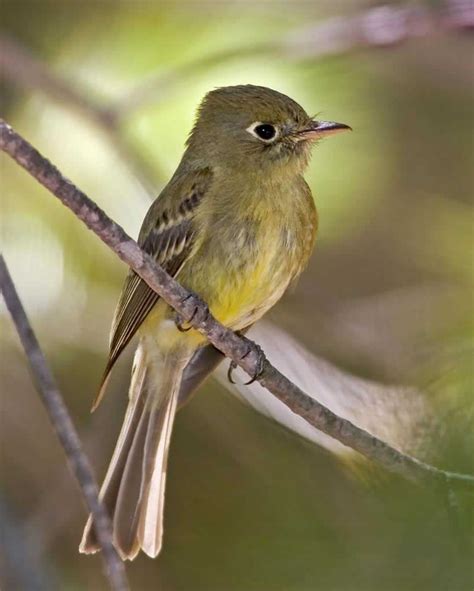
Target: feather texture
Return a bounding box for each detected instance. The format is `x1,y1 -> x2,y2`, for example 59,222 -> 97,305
81,85 -> 328,561
80,342 -> 193,559
91,168 -> 213,411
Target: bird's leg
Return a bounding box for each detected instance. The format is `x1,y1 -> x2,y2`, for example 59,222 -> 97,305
175,291 -> 209,332
227,338 -> 266,385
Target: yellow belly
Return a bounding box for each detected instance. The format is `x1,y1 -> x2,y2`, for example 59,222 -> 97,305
206,254 -> 291,330
187,221 -> 297,330
141,232 -> 293,350
141,185 -> 316,350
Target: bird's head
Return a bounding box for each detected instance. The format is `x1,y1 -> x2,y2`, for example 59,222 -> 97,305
186,84 -> 351,175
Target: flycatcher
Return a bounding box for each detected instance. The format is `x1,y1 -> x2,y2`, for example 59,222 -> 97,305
80,84 -> 350,560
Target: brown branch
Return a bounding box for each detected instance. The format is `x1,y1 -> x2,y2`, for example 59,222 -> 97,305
0,256 -> 129,591
1,119 -> 473,498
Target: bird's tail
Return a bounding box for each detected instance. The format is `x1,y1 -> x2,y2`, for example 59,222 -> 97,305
79,342 -> 192,560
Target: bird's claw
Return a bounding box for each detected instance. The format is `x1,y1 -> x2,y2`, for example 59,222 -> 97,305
227,340 -> 266,385
227,360 -> 238,384
174,292 -> 209,332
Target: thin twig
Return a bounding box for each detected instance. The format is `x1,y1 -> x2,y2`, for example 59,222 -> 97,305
1,119 -> 472,497
0,256 -> 129,591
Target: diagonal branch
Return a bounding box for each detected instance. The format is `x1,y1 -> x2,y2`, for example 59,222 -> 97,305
1,119 -> 473,499
0,256 -> 129,591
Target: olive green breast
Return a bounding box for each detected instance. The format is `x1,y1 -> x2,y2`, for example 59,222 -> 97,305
178,170 -> 317,329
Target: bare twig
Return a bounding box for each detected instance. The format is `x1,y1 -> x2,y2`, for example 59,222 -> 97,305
0,256 -> 129,591
1,119 -> 473,498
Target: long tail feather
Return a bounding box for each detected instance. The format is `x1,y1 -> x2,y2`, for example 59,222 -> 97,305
79,342 -> 191,560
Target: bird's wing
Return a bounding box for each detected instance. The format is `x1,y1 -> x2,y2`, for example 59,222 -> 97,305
92,167 -> 213,411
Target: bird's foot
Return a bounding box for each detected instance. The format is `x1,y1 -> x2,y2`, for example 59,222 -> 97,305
175,291 -> 209,332
227,339 -> 266,385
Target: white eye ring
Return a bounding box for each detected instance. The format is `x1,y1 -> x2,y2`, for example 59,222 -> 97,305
246,121 -> 279,142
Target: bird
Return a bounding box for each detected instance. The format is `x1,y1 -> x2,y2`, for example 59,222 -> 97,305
79,84 -> 350,560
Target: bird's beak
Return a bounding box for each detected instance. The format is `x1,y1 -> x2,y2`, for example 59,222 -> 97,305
297,120 -> 352,141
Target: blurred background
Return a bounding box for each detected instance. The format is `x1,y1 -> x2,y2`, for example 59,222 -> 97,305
1,1 -> 473,590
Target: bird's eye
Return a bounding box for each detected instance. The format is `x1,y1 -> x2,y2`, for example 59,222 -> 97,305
247,122 -> 278,142
255,124 -> 276,140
